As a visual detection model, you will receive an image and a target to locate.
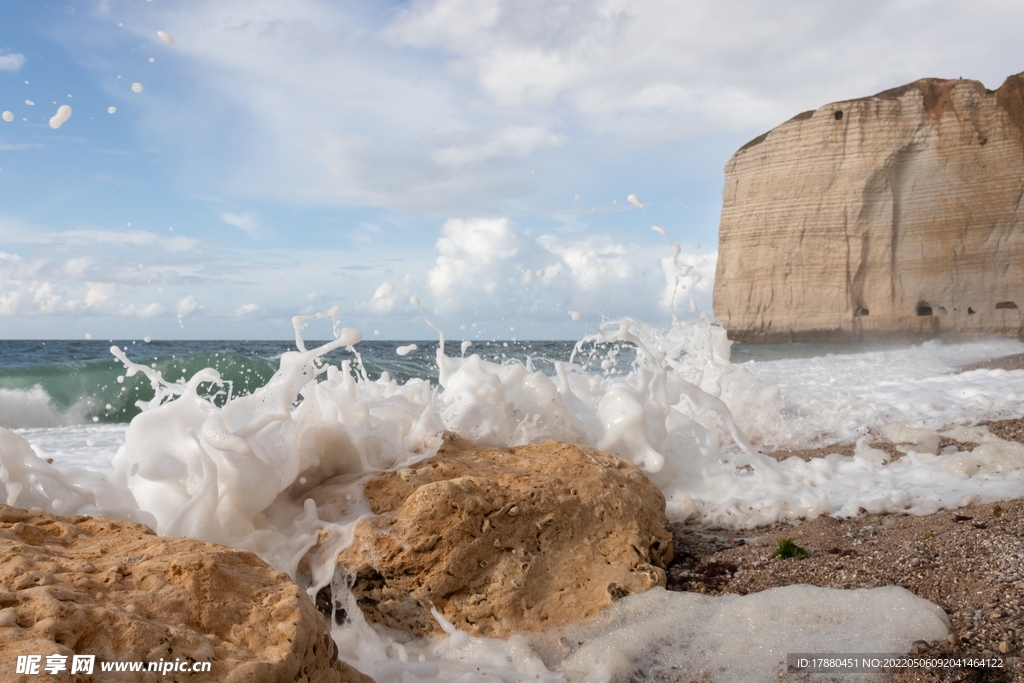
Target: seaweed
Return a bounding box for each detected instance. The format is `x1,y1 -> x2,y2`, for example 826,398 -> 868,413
771,538 -> 807,560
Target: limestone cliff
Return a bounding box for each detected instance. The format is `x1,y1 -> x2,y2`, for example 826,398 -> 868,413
714,72 -> 1024,342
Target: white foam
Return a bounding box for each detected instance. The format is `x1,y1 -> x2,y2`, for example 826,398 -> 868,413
1,111 -> 12,122
396,343 -> 418,356
0,427 -> 150,524
0,386 -> 84,429
545,586 -> 949,683
741,338 -> 1024,448
48,104 -> 71,129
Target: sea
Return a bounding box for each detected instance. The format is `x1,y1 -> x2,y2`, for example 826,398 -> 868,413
2,319 -> 1024,682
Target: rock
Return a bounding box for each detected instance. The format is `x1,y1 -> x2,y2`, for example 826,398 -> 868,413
322,435 -> 672,638
0,504 -> 368,683
714,71 -> 1024,342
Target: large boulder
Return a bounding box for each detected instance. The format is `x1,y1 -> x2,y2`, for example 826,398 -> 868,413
714,71 -> 1024,342
320,435 -> 672,638
0,505 -> 367,683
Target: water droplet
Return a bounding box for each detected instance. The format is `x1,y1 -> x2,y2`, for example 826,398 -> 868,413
48,104 -> 72,129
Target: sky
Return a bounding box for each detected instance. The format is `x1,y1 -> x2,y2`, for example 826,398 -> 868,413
1,1 -> 1022,340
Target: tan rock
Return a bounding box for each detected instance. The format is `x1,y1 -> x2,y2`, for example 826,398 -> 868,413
0,504 -> 369,683
326,435 -> 672,638
714,72 -> 1024,342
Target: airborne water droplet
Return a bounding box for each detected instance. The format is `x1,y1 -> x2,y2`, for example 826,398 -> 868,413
131,82 -> 143,93
48,104 -> 72,129
157,30 -> 175,44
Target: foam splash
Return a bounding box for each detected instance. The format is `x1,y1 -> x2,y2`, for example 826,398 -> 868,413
48,104 -> 72,129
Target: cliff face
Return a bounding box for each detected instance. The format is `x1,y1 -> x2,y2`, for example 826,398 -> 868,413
714,72 -> 1024,343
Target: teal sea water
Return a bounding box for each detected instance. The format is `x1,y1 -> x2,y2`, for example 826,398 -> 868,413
0,339 -> 600,426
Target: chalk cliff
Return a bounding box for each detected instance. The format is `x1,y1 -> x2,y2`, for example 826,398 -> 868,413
714,72 -> 1024,342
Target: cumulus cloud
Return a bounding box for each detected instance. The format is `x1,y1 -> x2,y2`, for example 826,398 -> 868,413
427,217 -> 532,314
0,53 -> 25,72
425,217 -> 712,323
85,282 -> 115,307
119,302 -> 165,318
234,303 -> 261,316
361,281 -> 399,314
176,295 -> 199,319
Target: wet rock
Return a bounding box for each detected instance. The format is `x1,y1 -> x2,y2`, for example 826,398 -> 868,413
324,435 -> 672,638
0,504 -> 366,683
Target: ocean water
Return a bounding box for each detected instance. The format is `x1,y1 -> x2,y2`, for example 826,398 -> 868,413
2,313 -> 1024,682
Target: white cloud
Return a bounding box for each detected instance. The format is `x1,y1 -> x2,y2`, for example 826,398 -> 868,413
221,211 -> 262,238
0,53 -> 25,72
361,281 -> 399,314
85,282 -> 115,306
234,303 -> 261,316
433,126 -> 567,167
119,302 -> 166,318
427,217 -> 530,313
425,216 -> 713,323
176,295 -> 199,319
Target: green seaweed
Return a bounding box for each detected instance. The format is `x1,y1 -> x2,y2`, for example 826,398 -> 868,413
922,532 -> 934,541
771,538 -> 808,560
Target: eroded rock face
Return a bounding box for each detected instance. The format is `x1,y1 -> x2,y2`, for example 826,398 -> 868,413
327,436 -> 672,638
0,505 -> 367,683
714,72 -> 1024,342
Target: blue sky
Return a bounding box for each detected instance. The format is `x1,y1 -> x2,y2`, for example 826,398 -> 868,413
2,0 -> 1023,340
